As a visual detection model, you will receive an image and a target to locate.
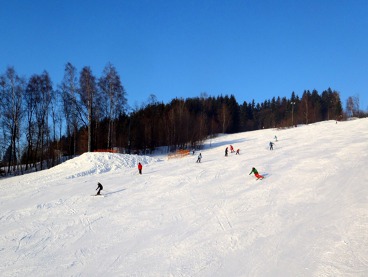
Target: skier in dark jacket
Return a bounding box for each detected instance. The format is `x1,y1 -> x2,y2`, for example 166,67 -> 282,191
269,141 -> 274,150
249,167 -> 264,180
96,182 -> 103,195
225,147 -> 228,156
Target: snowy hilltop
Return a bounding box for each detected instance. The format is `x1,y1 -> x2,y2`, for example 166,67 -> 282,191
1,118 -> 368,277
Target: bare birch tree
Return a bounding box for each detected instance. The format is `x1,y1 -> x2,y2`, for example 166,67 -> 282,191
79,67 -> 97,152
98,63 -> 127,149
60,62 -> 80,155
0,67 -> 25,173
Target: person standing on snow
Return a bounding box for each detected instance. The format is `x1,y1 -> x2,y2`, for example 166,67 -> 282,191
225,147 -> 228,156
96,182 -> 103,195
236,149 -> 240,155
138,162 -> 143,174
230,145 -> 235,153
249,167 -> 264,180
269,141 -> 274,150
196,153 -> 202,163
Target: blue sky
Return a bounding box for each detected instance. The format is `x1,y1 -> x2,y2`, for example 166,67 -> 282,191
1,0 -> 367,110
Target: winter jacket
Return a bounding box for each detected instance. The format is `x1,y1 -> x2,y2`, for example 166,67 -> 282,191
249,168 -> 258,175
97,183 -> 103,190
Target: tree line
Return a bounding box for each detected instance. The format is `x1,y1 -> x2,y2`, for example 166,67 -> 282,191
0,63 -> 126,174
0,63 -> 366,175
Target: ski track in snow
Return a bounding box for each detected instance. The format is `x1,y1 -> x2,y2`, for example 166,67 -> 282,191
1,119 -> 368,276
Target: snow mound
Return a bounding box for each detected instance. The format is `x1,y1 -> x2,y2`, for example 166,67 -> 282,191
57,152 -> 157,178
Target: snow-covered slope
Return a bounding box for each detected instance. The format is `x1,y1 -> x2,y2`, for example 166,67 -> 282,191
1,119 -> 368,277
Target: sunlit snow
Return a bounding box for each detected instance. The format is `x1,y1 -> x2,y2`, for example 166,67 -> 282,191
1,119 -> 368,276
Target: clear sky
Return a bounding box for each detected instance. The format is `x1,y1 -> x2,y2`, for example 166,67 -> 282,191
1,0 -> 367,110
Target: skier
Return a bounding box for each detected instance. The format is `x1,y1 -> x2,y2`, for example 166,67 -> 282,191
236,149 -> 240,155
138,162 -> 143,174
196,153 -> 202,163
96,182 -> 103,195
274,135 -> 278,142
269,141 -> 274,150
225,147 -> 228,156
230,145 -> 235,153
249,167 -> 264,180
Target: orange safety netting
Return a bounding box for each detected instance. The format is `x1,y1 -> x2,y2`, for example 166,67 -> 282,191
93,149 -> 118,153
168,149 -> 190,159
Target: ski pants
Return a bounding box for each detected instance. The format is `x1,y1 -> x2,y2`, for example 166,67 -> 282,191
255,173 -> 263,179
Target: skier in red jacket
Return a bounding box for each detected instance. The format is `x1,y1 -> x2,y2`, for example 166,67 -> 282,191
138,162 -> 143,174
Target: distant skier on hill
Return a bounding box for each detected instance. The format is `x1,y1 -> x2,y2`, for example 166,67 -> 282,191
225,147 -> 228,156
269,141 -> 274,150
230,145 -> 235,153
249,167 -> 264,180
196,153 -> 202,163
138,162 -> 143,174
236,149 -> 240,155
96,182 -> 103,195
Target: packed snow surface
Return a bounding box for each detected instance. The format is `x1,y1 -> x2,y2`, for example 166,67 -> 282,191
1,119 -> 368,277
